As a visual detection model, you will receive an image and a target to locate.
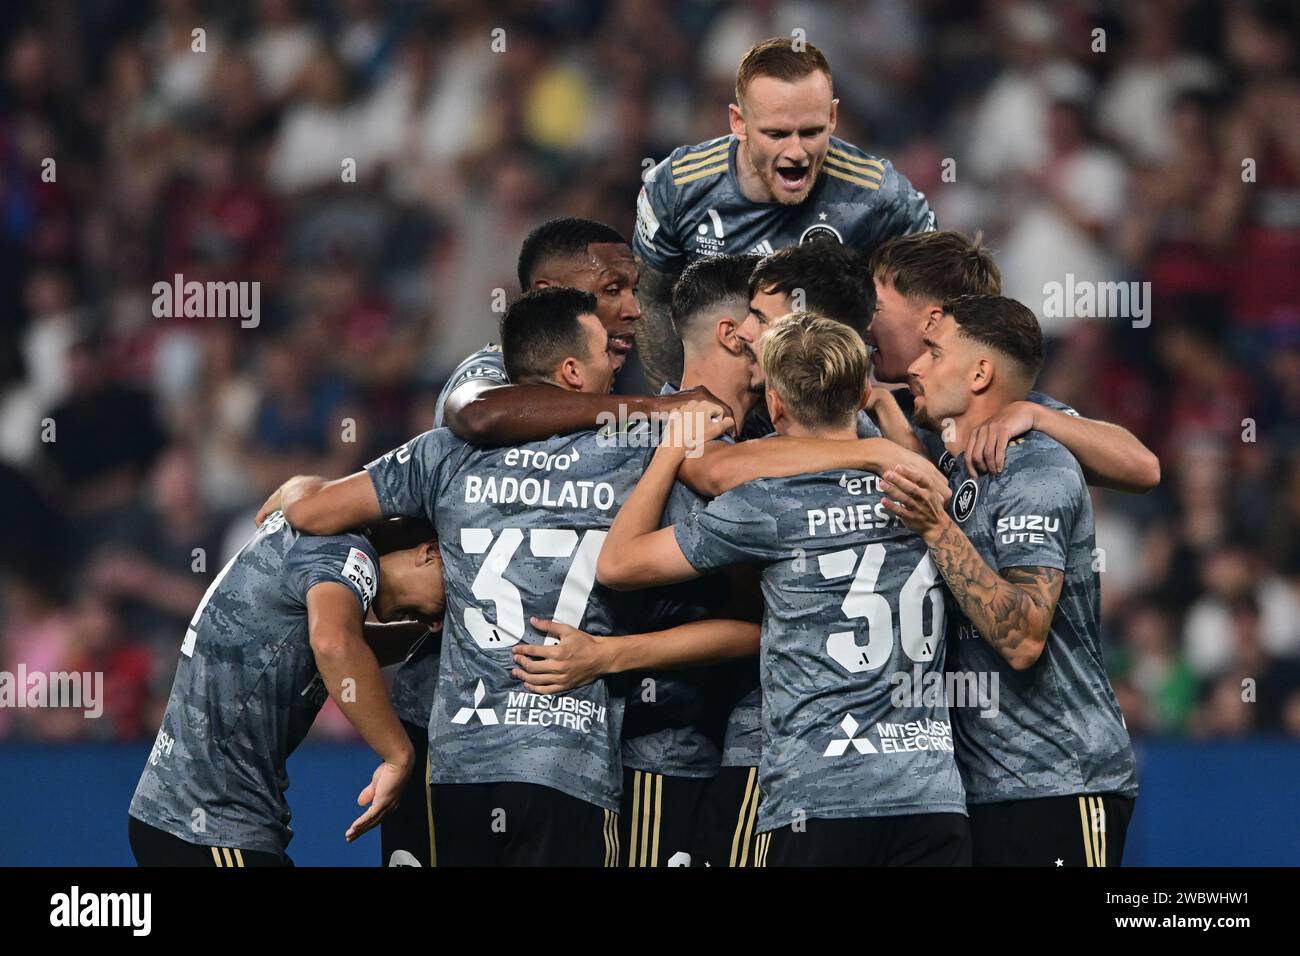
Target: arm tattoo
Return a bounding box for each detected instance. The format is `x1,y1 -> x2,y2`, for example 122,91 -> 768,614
926,521 -> 1063,666
634,259 -> 683,392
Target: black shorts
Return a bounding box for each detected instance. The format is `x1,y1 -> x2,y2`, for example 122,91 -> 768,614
617,768 -> 708,867
380,720 -> 435,866
429,781 -> 617,866
692,764 -> 764,867
128,816 -> 291,867
761,812 -> 971,866
969,793 -> 1135,867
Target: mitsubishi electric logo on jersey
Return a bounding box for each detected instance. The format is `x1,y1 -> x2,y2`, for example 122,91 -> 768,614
824,714 -> 954,757
452,680 -> 608,733
505,691 -> 607,733
451,679 -> 499,725
824,714 -> 877,756
692,208 -> 726,256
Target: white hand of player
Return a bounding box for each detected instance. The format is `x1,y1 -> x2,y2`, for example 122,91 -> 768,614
346,760 -> 410,842
662,399 -> 734,457
511,617 -> 610,694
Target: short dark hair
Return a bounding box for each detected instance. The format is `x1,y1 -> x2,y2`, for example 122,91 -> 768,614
943,295 -> 1044,389
671,254 -> 759,340
500,287 -> 599,384
736,37 -> 833,105
869,230 -> 1001,303
516,217 -> 628,291
749,241 -> 875,339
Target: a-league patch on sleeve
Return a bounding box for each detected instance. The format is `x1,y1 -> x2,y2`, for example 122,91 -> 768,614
636,185 -> 660,246
342,547 -> 378,612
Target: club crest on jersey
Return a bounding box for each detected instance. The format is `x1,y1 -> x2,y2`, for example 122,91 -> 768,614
692,208 -> 726,256
799,222 -> 843,245
953,479 -> 978,522
937,450 -> 957,477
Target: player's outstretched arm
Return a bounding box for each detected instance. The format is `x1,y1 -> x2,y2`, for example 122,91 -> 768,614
306,583 -> 415,840
964,402 -> 1160,493
257,472 -> 384,533
678,435 -> 950,500
597,400 -> 731,589
510,615 -> 760,694
442,379 -> 731,447
879,465 -> 1062,671
865,387 -> 926,455
633,259 -> 684,392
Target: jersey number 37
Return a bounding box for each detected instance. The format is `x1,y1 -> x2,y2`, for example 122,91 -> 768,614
459,527 -> 605,649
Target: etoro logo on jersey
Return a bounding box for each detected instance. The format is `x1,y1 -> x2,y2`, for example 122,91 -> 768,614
693,208 -> 726,256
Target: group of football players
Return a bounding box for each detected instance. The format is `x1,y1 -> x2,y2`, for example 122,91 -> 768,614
127,38 -> 1156,867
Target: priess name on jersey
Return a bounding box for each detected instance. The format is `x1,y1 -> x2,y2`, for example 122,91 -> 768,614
464,474 -> 616,511
996,514 -> 1060,544
807,500 -> 899,537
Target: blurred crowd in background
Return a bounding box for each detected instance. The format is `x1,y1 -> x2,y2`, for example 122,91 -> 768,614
1,0 -> 1298,743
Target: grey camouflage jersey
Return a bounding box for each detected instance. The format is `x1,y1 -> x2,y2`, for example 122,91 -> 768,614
940,430 -> 1138,803
720,410 -> 881,770
367,425 -> 652,811
635,134 -> 935,272
675,470 -> 967,833
129,514 -> 379,855
388,345 -> 509,728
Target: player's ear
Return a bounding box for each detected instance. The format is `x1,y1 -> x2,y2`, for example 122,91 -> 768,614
728,103 -> 746,140
767,387 -> 786,429
418,540 -> 440,565
858,380 -> 871,411
828,98 -> 838,134
971,357 -> 995,395
717,317 -> 745,355
559,356 -> 583,390
922,306 -> 943,334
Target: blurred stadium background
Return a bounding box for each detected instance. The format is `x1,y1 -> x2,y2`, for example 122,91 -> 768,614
1,0 -> 1298,865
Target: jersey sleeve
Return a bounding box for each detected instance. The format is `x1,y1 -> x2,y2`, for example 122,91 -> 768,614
673,483 -> 782,572
365,428 -> 456,522
984,445 -> 1083,573
633,158 -> 686,274
855,409 -> 882,438
434,349 -> 508,426
874,164 -> 937,243
1027,390 -> 1080,417
286,535 -> 379,615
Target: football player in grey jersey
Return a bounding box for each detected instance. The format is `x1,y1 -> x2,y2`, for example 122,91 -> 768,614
128,514 -> 444,866
879,295 -> 1139,866
258,288 -> 757,866
599,315 -> 971,866
865,230 -> 1161,493
382,217 -> 730,864
509,255 -> 952,866
634,37 -> 936,391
